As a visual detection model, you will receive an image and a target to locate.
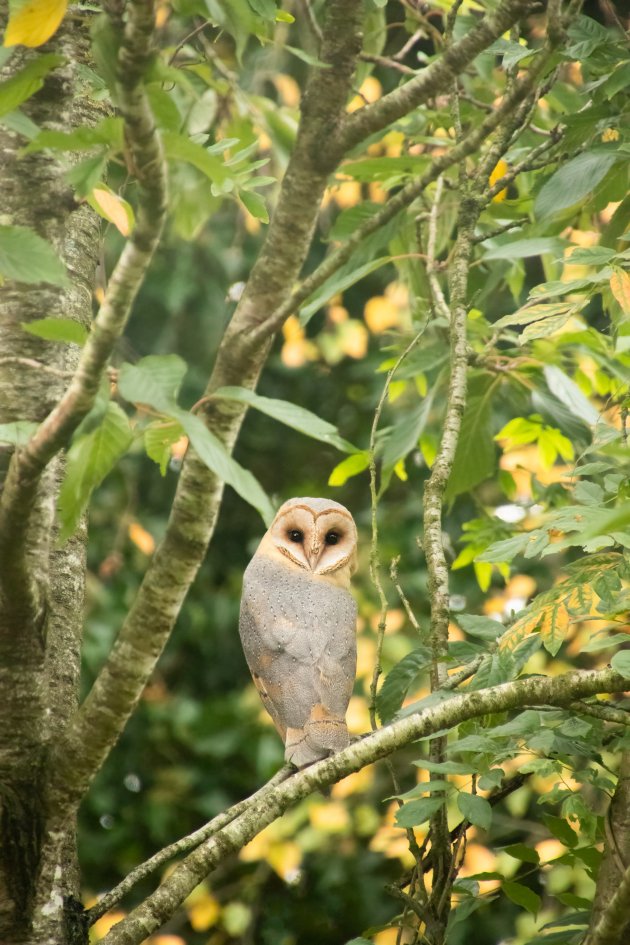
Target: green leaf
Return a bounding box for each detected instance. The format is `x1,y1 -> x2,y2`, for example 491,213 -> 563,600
22,317 -> 88,346
381,395 -> 432,470
445,394 -> 496,500
24,117 -> 124,154
543,366 -> 600,426
299,257 -> 394,325
494,301 -> 577,330
503,881 -> 541,916
578,504 -> 630,543
214,387 -> 356,453
457,792 -> 492,831
66,152 -> 109,197
477,533 -> 529,564
0,420 -> 39,445
535,150 -> 621,220
504,843 -> 540,864
239,189 -> 269,223
118,358 -> 274,524
180,413 -> 275,525
611,651 -> 630,679
456,614 -> 503,640
341,156 -> 429,182
413,759 -> 476,775
144,420 -> 185,476
118,355 -> 188,414
0,107 -> 39,139
482,237 -> 566,261
328,452 -> 370,487
162,131 -> 230,185
58,402 -> 133,541
395,795 -> 445,828
543,814 -> 578,848
0,225 -> 68,286
0,53 -> 63,119
376,648 -> 431,723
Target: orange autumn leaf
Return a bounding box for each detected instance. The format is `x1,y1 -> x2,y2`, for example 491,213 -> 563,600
89,187 -> 135,237
128,521 -> 155,556
4,0 -> 67,46
610,269 -> 630,314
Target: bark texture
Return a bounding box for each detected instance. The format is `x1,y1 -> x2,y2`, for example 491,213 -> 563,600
0,25 -> 104,945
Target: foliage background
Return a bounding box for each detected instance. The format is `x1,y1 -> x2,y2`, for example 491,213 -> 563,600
2,0 -> 629,942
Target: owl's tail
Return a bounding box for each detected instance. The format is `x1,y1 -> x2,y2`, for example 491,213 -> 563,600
285,705 -> 349,768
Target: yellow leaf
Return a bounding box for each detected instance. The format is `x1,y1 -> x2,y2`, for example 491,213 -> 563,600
610,270 -> 630,314
364,295 -> 399,333
393,458 -> 407,481
128,521 -> 155,556
266,840 -> 302,881
188,894 -> 220,931
4,0 -> 68,47
387,380 -> 407,403
489,158 -> 508,202
89,186 -> 135,237
309,801 -> 350,833
338,319 -> 368,359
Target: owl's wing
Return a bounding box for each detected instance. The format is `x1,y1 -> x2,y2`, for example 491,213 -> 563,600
239,558 -> 357,765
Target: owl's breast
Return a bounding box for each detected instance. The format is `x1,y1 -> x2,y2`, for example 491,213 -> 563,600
240,555 -> 357,663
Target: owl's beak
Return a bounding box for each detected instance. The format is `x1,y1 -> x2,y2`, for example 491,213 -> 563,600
307,541 -> 321,569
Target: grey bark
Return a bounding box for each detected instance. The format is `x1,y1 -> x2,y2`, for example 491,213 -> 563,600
0,26 -> 104,944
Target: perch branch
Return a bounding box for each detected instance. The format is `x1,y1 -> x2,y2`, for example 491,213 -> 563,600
86,765 -> 294,923
99,668 -> 627,945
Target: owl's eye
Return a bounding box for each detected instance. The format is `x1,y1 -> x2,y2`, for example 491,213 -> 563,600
325,531 -> 339,545
288,529 -> 303,543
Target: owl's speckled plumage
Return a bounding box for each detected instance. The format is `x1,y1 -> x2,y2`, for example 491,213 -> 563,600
239,498 -> 358,768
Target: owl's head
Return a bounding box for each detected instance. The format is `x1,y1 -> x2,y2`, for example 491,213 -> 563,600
263,497 -> 357,582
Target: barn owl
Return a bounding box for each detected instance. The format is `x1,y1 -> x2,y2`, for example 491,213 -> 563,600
239,497 -> 358,768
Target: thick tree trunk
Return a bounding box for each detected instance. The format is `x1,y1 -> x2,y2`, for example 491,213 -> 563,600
0,22 -> 102,944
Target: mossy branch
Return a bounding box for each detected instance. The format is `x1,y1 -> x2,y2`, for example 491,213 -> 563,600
336,0 -> 532,153
99,668 -> 628,945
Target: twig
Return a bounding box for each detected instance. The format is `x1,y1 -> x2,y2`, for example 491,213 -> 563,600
359,53 -> 416,75
167,19 -> 212,65
390,556 -> 423,637
368,329 -> 429,728
248,49 -> 557,350
0,357 -> 72,379
300,0 -> 323,44
337,0 -> 531,154
571,701 -> 630,727
471,218 -> 529,244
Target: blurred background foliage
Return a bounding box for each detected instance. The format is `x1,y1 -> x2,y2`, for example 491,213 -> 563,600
44,0 -> 630,942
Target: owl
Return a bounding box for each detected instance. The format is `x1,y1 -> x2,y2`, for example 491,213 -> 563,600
239,497 -> 358,768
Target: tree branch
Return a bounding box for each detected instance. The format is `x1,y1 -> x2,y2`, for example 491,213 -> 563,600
249,42 -> 561,348
99,668 -> 627,945
50,0 -> 365,807
336,0 -> 532,154
86,765 -> 295,923
0,0 -> 167,625
584,750 -> 630,945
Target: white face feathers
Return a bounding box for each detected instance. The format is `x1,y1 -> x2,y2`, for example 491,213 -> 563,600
262,497 -> 358,579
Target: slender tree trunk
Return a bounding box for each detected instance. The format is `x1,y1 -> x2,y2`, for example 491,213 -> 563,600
584,751 -> 630,945
0,21 -> 102,943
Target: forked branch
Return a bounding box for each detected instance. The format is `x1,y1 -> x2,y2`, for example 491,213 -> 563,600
0,0 -> 167,623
